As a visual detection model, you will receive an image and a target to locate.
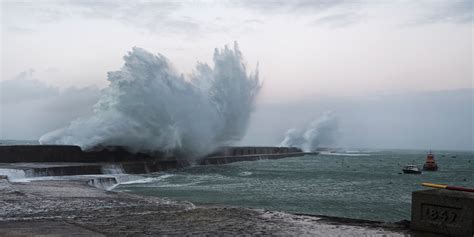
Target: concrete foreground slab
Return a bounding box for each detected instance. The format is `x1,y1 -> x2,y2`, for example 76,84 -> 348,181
0,179 -> 413,236
0,221 -> 105,237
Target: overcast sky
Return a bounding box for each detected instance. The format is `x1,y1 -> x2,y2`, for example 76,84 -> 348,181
1,0 -> 473,150
2,0 -> 472,100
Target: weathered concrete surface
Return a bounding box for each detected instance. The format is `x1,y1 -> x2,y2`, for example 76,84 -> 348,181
411,189 -> 474,237
0,179 -> 412,236
0,221 -> 105,237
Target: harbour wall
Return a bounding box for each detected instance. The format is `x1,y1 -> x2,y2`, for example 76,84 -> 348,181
0,145 -> 167,163
208,146 -> 302,157
0,145 -> 304,163
0,145 -> 307,177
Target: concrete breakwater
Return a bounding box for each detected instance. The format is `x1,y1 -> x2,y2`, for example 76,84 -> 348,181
201,146 -> 305,165
0,145 -> 166,163
0,145 -> 304,163
0,145 -> 307,178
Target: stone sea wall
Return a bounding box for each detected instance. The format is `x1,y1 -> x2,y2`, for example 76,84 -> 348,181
0,145 -> 304,163
0,145 -> 166,163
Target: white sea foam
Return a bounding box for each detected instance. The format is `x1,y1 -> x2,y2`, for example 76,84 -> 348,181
239,171 -> 253,176
101,164 -> 126,174
319,152 -> 371,157
118,174 -> 175,185
40,42 -> 260,159
0,169 -> 27,181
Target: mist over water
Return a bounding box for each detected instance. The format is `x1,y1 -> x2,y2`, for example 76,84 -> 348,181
40,43 -> 260,157
280,112 -> 339,151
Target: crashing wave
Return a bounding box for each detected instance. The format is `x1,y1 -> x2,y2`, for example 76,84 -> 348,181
40,42 -> 260,158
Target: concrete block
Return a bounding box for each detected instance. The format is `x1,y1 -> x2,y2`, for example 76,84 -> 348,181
411,189 -> 474,237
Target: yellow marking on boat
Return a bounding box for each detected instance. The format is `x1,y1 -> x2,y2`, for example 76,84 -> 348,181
421,183 -> 447,189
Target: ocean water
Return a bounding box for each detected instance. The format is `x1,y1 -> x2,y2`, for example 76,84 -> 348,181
116,150 -> 474,222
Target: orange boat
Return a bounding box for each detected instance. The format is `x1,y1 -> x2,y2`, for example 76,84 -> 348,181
423,151 -> 438,171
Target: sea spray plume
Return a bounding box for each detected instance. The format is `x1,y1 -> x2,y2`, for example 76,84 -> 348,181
303,112 -> 339,151
207,46 -> 260,142
40,42 -> 260,158
280,112 -> 339,151
280,129 -> 305,148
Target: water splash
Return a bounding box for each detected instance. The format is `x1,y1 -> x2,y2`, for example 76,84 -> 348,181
280,112 -> 339,152
0,168 -> 27,181
40,42 -> 260,158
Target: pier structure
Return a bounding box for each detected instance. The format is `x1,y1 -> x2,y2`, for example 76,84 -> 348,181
0,145 -> 308,181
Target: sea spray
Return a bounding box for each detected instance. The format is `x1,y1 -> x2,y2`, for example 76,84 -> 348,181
280,112 -> 339,151
40,42 -> 260,158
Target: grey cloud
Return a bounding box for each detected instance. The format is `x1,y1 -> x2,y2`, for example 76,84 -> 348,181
244,19 -> 264,24
36,8 -> 65,23
311,13 -> 364,28
45,67 -> 60,73
233,0 -> 367,28
416,0 -> 473,24
3,0 -> 472,37
1,70 -> 58,104
2,1 -> 67,23
4,1 -> 197,35
236,0 -> 473,25
66,1 -> 196,34
71,1 -> 180,22
41,86 -> 100,111
236,0 -> 351,13
6,26 -> 36,34
159,19 -> 201,34
0,71 -> 100,140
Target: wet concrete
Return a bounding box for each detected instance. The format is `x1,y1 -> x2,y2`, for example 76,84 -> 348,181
0,221 -> 105,237
0,179 -> 412,236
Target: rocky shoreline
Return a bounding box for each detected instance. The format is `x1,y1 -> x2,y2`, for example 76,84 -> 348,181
0,177 -> 413,236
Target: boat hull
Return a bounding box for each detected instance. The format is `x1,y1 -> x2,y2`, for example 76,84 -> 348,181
403,169 -> 422,174
423,165 -> 438,171
423,152 -> 438,171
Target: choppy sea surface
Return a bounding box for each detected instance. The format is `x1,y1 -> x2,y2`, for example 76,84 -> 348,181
116,150 -> 474,222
